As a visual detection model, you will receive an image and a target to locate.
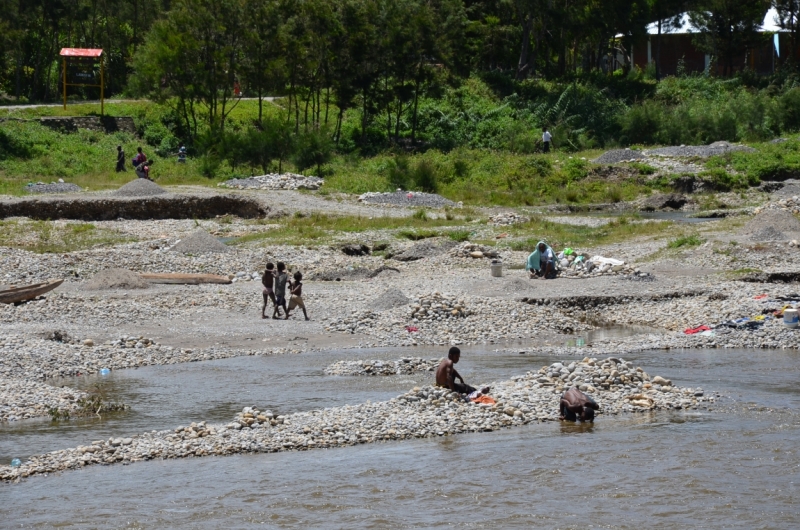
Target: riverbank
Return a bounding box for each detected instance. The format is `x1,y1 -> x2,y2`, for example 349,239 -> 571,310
2,182 -> 800,482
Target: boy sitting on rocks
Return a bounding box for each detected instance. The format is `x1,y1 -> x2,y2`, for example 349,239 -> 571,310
436,347 -> 489,395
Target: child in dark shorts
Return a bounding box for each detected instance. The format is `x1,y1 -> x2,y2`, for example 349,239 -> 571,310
261,262 -> 279,319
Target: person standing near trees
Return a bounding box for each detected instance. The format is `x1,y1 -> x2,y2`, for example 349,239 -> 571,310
542,127 -> 554,153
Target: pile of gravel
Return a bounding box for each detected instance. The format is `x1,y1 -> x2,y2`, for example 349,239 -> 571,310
309,265 -> 400,282
592,149 -> 647,164
750,226 -> 786,241
220,173 -> 323,190
358,190 -> 455,208
84,268 -> 149,290
369,288 -> 410,311
390,238 -> 459,262
111,179 -> 168,197
741,209 -> 800,235
646,141 -> 756,158
25,182 -> 82,194
171,229 -> 230,254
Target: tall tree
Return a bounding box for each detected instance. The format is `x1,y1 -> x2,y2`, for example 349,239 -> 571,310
690,0 -> 770,76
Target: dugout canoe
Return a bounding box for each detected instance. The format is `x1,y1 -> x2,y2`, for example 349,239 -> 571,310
0,279 -> 64,304
139,273 -> 232,285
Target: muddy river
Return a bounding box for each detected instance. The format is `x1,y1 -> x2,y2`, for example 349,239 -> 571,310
2,346 -> 799,528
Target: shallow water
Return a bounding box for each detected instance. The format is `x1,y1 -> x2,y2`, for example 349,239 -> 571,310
3,347 -> 800,528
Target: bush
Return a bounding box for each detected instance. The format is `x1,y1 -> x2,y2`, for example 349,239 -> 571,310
294,128 -> 334,175
412,160 -> 439,192
780,88 -> 800,132
667,234 -> 703,248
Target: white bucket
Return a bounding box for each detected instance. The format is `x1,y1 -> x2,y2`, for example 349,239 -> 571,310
490,261 -> 503,278
783,308 -> 799,328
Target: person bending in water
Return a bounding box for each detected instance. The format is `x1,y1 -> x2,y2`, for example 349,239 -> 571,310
436,347 -> 490,395
559,387 -> 599,422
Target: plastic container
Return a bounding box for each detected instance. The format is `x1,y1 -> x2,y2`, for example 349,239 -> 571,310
783,308 -> 799,328
10,458 -> 21,468
490,260 -> 503,277
99,368 -> 111,375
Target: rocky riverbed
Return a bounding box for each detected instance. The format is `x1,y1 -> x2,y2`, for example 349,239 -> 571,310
3,185 -> 800,482
0,355 -> 712,481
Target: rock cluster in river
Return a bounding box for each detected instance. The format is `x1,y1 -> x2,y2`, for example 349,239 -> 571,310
0,356 -> 709,481
220,173 -> 323,190
325,357 -> 440,376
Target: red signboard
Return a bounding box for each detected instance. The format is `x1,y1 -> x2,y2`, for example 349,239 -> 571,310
60,48 -> 103,58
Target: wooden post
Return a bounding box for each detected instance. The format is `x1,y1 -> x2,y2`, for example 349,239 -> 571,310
100,57 -> 104,116
62,58 -> 67,110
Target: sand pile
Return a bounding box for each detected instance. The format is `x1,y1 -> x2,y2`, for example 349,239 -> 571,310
171,229 -> 230,254
84,268 -> 149,290
741,209 -> 800,236
111,179 -> 168,197
750,226 -> 786,241
369,289 -> 410,311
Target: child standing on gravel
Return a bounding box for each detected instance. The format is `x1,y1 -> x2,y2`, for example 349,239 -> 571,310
272,262 -> 289,319
261,262 -> 279,319
285,271 -> 310,321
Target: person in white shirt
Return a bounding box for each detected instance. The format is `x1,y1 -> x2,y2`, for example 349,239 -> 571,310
542,127 -> 554,153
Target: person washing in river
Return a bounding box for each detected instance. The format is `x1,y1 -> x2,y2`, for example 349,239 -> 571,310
559,387 -> 599,422
436,347 -> 490,395
526,241 -> 556,280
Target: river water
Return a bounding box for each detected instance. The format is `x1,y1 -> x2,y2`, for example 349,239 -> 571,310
2,347 -> 799,528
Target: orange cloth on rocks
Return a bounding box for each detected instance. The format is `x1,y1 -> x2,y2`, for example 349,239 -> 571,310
471,395 -> 496,405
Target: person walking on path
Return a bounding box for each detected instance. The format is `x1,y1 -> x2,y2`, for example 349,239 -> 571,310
116,145 -> 125,172
542,127 -> 554,153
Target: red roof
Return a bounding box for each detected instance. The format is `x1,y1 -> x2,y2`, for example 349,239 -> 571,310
60,48 -> 103,57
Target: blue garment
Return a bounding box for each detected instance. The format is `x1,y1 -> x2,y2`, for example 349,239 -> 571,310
526,241 -> 555,272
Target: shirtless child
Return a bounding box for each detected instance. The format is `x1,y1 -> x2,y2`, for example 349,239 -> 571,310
285,271 -> 310,321
261,263 -> 279,319
272,262 -> 289,320
435,347 -> 490,395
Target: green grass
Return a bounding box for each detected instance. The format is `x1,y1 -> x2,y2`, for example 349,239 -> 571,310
483,215 -> 673,250
667,234 -> 703,248
231,213 -> 470,246
0,220 -> 134,253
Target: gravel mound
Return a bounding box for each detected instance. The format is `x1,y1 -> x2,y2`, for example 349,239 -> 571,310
171,229 -> 230,254
593,149 -> 647,164
309,265 -> 400,282
750,226 -> 786,241
111,179 -> 168,197
84,268 -> 149,290
369,288 -> 410,311
358,190 -> 455,208
220,173 -> 323,190
25,183 -> 82,194
391,238 -> 458,261
741,209 -> 800,235
646,141 -> 756,158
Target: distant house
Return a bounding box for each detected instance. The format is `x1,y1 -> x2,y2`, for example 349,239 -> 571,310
632,8 -> 789,76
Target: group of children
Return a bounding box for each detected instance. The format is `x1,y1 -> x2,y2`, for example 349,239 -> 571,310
261,262 -> 309,321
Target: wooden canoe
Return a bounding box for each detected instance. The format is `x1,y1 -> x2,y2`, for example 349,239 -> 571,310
139,273 -> 232,285
0,279 -> 64,304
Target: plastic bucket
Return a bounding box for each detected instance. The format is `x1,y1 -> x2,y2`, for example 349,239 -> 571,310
490,260 -> 503,278
784,309 -> 799,328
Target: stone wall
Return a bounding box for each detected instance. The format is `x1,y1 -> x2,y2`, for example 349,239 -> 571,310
0,194 -> 267,221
